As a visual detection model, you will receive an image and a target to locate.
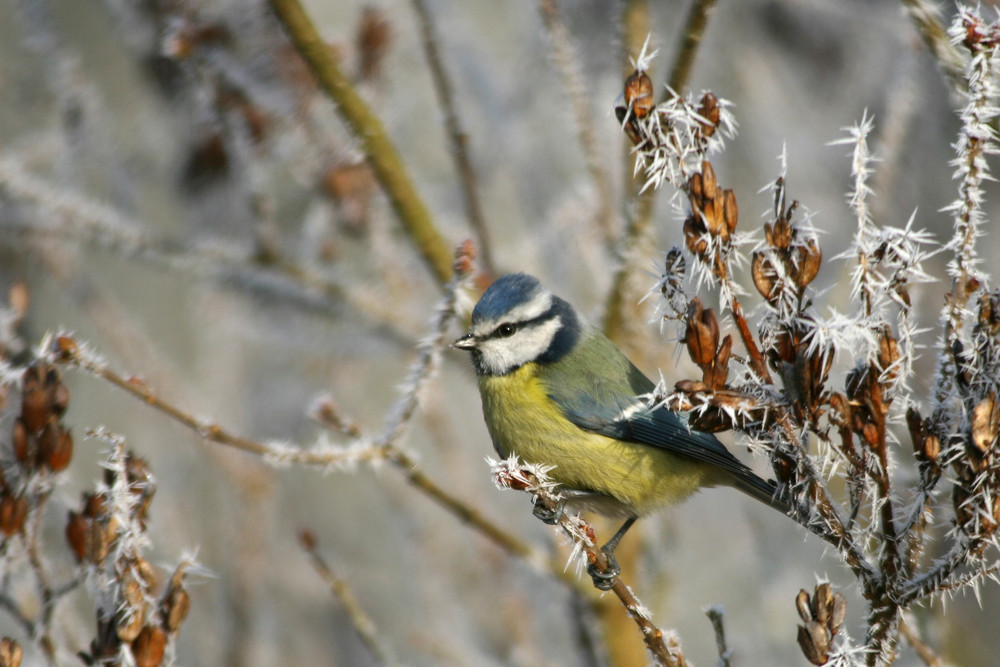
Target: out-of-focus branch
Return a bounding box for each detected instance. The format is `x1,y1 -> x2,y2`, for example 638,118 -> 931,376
299,531 -> 398,667
268,0 -> 454,289
704,606 -> 731,667
900,0 -> 967,95
538,0 -> 615,244
898,615 -> 943,667
410,0 -> 495,275
667,0 -> 718,95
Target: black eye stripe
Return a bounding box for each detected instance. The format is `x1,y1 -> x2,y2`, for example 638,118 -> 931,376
486,307 -> 558,341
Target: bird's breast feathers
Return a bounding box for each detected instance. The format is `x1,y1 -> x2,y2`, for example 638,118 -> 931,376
477,363 -> 710,516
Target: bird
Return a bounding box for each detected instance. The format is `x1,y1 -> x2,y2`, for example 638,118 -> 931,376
453,273 -> 790,589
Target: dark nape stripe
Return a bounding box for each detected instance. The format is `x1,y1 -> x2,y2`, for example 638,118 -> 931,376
536,297 -> 580,365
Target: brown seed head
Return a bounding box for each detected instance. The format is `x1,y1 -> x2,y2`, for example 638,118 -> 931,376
684,299 -> 719,368
797,621 -> 830,666
66,511 -> 87,561
723,189 -> 738,235
751,252 -> 779,302
356,7 -> 392,81
0,495 -> 28,536
0,637 -> 22,667
623,70 -> 654,119
697,92 -> 720,139
132,626 -> 167,667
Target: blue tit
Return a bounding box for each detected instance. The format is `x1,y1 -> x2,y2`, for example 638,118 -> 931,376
454,273 -> 789,588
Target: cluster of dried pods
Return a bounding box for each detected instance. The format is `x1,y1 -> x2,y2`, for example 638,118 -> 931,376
1,363 -> 73,537
66,452 -> 190,667
796,583 -> 848,666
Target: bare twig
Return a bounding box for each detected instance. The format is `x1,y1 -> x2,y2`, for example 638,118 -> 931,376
704,606 -> 731,667
299,530 -> 398,667
490,459 -> 687,667
268,0 -> 455,288
898,615 -> 944,667
538,0 -> 615,244
900,0 -> 968,95
666,0 -> 718,95
410,0 -> 494,275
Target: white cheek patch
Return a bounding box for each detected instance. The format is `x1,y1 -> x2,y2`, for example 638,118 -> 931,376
478,316 -> 562,375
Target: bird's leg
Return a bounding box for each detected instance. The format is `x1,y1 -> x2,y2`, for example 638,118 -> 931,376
587,517 -> 637,590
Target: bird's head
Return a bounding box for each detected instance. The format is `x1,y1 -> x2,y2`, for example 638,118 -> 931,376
454,273 -> 581,376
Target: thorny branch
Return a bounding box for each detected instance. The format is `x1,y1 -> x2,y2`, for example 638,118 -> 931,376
610,6 -> 1000,665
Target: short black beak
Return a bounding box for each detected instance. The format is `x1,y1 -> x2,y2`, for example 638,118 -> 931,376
452,333 -> 477,351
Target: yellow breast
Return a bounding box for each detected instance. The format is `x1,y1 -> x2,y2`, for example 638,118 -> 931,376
478,363 -> 711,517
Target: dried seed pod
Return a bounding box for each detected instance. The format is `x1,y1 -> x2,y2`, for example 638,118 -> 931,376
45,428 -> 73,472
623,70 -> 654,119
700,161 -> 717,199
0,495 -> 28,536
66,511 -> 87,561
683,214 -> 709,258
796,589 -> 812,623
11,418 -> 30,465
356,6 -> 392,81
117,607 -> 144,643
20,385 -> 49,433
85,517 -> 113,564
862,422 -> 881,450
812,583 -> 832,624
83,492 -> 107,518
794,239 -> 822,289
53,335 -> 79,360
132,626 -> 167,667
723,189 -> 738,235
829,593 -> 847,635
923,434 -> 941,464
0,637 -> 22,667
797,621 -> 830,666
970,391 -> 999,455
161,569 -> 192,634
674,379 -> 710,393
37,419 -> 62,469
684,299 -> 719,368
689,171 -> 704,202
978,290 -> 1000,333
752,252 -> 779,302
697,91 -> 720,138
50,381 -> 70,417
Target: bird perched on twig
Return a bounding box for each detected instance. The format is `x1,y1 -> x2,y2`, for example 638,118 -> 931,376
454,273 -> 789,589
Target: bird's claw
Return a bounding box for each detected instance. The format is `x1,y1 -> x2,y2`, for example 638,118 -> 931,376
532,501 -> 564,525
587,548 -> 621,591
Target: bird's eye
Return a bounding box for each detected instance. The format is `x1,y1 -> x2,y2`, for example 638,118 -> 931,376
497,323 -> 516,337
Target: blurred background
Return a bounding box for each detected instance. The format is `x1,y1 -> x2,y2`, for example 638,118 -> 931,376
0,0 -> 997,664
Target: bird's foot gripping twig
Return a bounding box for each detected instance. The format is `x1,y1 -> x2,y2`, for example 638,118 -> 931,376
587,547 -> 622,591
532,499 -> 564,525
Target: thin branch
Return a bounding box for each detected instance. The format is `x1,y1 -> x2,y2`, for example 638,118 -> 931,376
898,615 -> 944,667
268,0 -> 455,288
410,0 -> 495,275
704,606 -> 731,667
666,0 -> 718,95
538,0 -> 615,244
900,0 -> 968,95
299,531 -> 398,667
491,460 -> 686,667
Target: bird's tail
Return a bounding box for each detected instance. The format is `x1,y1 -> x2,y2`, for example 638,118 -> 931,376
728,469 -> 793,515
